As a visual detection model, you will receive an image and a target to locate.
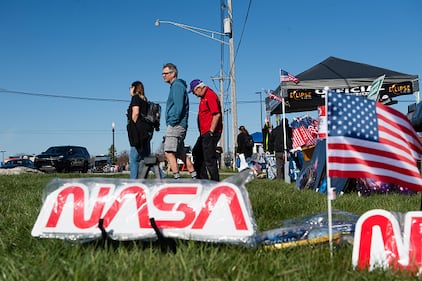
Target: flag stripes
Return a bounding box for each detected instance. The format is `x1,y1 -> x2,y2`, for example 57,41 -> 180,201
327,92 -> 422,192
280,69 -> 299,84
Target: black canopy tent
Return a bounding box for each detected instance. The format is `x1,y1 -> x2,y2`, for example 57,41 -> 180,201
267,56 -> 419,114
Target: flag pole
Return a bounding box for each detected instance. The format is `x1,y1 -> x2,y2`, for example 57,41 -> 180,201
324,87 -> 334,260
282,95 -> 290,183
280,68 -> 290,183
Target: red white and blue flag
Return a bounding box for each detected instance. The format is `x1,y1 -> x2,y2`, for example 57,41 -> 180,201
327,91 -> 422,192
280,69 -> 299,84
291,116 -> 318,148
292,126 -> 316,148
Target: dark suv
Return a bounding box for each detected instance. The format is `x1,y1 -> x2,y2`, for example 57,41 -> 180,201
34,145 -> 90,173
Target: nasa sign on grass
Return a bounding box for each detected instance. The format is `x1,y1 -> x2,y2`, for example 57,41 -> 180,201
31,171 -> 257,246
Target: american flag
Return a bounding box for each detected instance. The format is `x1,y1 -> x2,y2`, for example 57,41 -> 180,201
292,126 -> 317,148
267,92 -> 283,102
327,91 -> 422,192
280,69 -> 299,84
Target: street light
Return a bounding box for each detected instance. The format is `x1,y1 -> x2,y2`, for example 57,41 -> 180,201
155,18 -> 230,155
111,121 -> 115,164
155,0 -> 237,169
155,20 -> 229,45
155,19 -> 227,160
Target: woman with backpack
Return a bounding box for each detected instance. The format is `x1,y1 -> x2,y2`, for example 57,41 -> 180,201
126,81 -> 154,179
236,125 -> 254,169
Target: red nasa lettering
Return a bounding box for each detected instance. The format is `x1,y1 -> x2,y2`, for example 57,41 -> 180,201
191,186 -> 248,230
353,210 -> 422,275
46,185 -> 151,229
40,181 -> 252,234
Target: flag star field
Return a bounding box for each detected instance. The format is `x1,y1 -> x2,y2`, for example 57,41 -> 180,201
328,92 -> 379,142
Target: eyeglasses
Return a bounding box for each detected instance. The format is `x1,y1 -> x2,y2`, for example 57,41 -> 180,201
162,71 -> 173,76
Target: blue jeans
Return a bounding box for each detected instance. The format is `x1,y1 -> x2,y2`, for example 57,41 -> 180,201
130,146 -> 142,179
129,140 -> 151,179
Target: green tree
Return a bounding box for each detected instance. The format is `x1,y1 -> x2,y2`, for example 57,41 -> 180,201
108,144 -> 116,164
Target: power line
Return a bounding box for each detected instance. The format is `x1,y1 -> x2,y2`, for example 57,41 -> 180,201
0,129 -> 127,136
0,88 -> 130,103
234,0 -> 252,59
224,0 -> 252,94
0,87 -> 269,105
1,88 -> 413,107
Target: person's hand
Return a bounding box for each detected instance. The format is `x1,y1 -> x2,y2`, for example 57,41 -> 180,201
202,131 -> 214,137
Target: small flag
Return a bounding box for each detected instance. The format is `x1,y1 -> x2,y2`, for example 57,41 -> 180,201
292,126 -> 313,148
327,91 -> 422,192
280,69 -> 299,84
267,92 -> 283,102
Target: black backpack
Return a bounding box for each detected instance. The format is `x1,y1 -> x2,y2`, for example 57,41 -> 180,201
246,135 -> 254,148
141,102 -> 161,131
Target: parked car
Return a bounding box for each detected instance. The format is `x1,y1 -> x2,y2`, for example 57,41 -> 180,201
93,155 -> 112,173
34,145 -> 90,173
0,158 -> 35,169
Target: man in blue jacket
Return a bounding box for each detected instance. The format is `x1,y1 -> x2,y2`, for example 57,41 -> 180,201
161,63 -> 196,179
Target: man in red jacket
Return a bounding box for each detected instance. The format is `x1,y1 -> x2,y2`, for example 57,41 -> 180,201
189,79 -> 223,181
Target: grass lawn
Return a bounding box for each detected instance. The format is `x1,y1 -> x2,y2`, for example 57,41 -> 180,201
0,172 -> 420,281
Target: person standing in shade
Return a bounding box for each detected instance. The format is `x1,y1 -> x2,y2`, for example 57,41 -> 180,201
237,125 -> 254,166
189,79 -> 223,181
161,63 -> 196,179
126,81 -> 154,179
269,118 -> 293,180
262,118 -> 272,152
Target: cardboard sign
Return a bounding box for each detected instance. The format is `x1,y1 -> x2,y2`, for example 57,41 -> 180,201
353,209 -> 422,276
317,105 -> 326,139
32,171 -> 257,246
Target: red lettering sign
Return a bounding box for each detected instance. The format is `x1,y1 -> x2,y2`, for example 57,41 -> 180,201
191,185 -> 248,230
153,186 -> 197,228
353,209 -> 422,275
32,178 -> 256,245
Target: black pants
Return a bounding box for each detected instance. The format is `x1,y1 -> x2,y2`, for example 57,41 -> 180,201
275,151 -> 286,180
192,132 -> 221,181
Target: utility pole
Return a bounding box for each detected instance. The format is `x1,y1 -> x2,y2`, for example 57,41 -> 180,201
111,121 -> 115,164
209,1 -> 226,161
219,1 -> 226,162
0,150 -> 5,163
256,91 -> 263,129
227,0 -> 237,168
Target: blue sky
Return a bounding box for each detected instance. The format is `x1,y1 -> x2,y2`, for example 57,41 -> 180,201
1,0 -> 421,158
